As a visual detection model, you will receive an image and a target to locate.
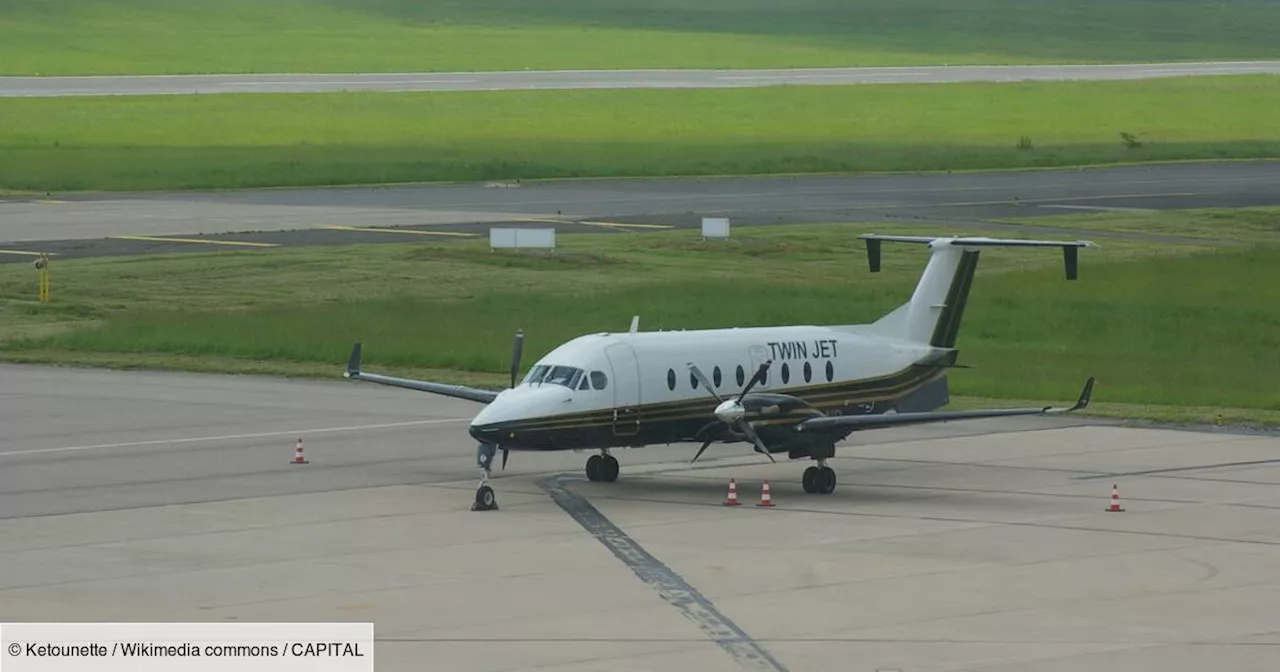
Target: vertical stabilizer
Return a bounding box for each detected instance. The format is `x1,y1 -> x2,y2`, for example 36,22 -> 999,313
860,234 -> 1095,348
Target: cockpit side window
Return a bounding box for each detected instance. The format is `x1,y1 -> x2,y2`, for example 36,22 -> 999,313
578,376 -> 590,390
590,370 -> 608,390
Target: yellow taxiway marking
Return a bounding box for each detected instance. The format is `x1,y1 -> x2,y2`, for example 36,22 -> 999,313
111,235 -> 278,247
577,220 -> 673,229
322,225 -> 477,237
0,249 -> 56,256
520,216 -> 672,230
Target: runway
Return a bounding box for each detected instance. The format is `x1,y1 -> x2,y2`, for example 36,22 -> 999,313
4,61 -> 1280,97
3,161 -> 1278,262
2,362 -> 1279,671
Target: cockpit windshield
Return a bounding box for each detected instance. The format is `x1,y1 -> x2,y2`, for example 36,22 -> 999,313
523,364 -> 584,389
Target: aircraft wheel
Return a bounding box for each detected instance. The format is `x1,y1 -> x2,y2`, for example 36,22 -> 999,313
817,467 -> 837,494
585,454 -> 603,481
473,485 -> 498,511
601,455 -> 620,482
802,466 -> 820,494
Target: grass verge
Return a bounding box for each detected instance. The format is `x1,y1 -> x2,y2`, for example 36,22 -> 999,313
4,76 -> 1279,192
7,0 -> 1280,76
2,208 -> 1278,427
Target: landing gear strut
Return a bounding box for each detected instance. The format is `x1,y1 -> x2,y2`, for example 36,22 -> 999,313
472,442 -> 499,511
585,449 -> 620,482
802,459 -> 837,495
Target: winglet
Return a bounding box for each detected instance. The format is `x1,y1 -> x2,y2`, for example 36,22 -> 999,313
1069,376 -> 1095,411
345,342 -> 362,378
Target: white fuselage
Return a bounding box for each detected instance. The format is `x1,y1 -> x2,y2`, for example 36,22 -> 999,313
468,324 -> 936,433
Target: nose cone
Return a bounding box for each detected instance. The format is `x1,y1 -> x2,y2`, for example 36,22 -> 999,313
468,385 -> 571,444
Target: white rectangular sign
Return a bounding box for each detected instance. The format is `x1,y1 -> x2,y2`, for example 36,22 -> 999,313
701,217 -> 729,238
1,623 -> 373,672
490,227 -> 555,250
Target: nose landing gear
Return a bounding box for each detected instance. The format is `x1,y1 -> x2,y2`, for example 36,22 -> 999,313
472,441 -> 500,511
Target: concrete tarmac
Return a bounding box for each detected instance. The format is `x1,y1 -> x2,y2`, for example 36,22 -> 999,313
2,363 -> 1278,671
4,62 -> 1280,97
3,161 -> 1278,262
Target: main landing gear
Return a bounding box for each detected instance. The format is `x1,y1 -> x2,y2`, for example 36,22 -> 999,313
585,449 -> 619,482
473,441 -> 499,511
802,459 -> 837,495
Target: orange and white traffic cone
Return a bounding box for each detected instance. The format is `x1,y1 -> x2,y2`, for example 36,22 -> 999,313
291,438 -> 309,465
723,478 -> 741,506
1105,483 -> 1124,512
756,480 -> 775,507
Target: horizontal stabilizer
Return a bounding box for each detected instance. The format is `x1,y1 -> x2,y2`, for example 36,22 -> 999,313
860,234 -> 1097,280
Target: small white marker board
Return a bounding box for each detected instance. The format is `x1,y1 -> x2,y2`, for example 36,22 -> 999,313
701,217 -> 730,239
490,227 -> 555,251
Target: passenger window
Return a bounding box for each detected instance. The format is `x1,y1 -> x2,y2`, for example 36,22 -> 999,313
713,366 -> 722,387
590,370 -> 608,390
781,363 -> 790,384
736,366 -> 745,386
803,361 -> 812,382
667,369 -> 676,390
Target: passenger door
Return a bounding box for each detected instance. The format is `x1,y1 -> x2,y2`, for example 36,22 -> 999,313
605,342 -> 641,436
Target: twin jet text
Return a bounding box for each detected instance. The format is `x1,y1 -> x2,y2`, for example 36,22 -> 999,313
766,340 -> 839,361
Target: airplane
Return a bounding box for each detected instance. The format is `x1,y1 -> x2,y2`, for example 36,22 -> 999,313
343,233 -> 1097,511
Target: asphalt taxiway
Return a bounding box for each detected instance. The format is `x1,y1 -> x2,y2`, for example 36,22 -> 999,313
4,62 -> 1280,97
3,161 -> 1278,263
3,363 -> 1278,671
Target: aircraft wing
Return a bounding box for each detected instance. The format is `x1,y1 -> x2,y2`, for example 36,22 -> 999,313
343,343 -> 500,404
796,377 -> 1093,433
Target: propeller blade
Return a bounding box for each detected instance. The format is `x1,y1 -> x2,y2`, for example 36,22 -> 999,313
737,420 -> 776,463
693,420 -> 721,442
501,447 -> 509,470
690,439 -> 714,463
738,360 -> 772,400
686,363 -> 725,403
509,329 -> 525,388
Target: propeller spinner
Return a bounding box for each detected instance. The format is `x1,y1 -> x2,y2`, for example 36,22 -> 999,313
687,360 -> 776,464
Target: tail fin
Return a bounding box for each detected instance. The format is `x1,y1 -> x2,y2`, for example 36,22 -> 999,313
860,234 -> 1095,348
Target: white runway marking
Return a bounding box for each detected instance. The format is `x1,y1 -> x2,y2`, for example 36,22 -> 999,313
0,417 -> 471,458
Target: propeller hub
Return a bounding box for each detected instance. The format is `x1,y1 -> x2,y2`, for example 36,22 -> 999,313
714,399 -> 744,424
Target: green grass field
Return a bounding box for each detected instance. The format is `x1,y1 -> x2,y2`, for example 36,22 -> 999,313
4,76 -> 1278,192
6,0 -> 1280,75
2,208 -> 1278,426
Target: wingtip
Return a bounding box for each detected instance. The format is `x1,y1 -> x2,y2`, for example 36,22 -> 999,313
346,342 -> 363,376
1072,376 -> 1095,411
